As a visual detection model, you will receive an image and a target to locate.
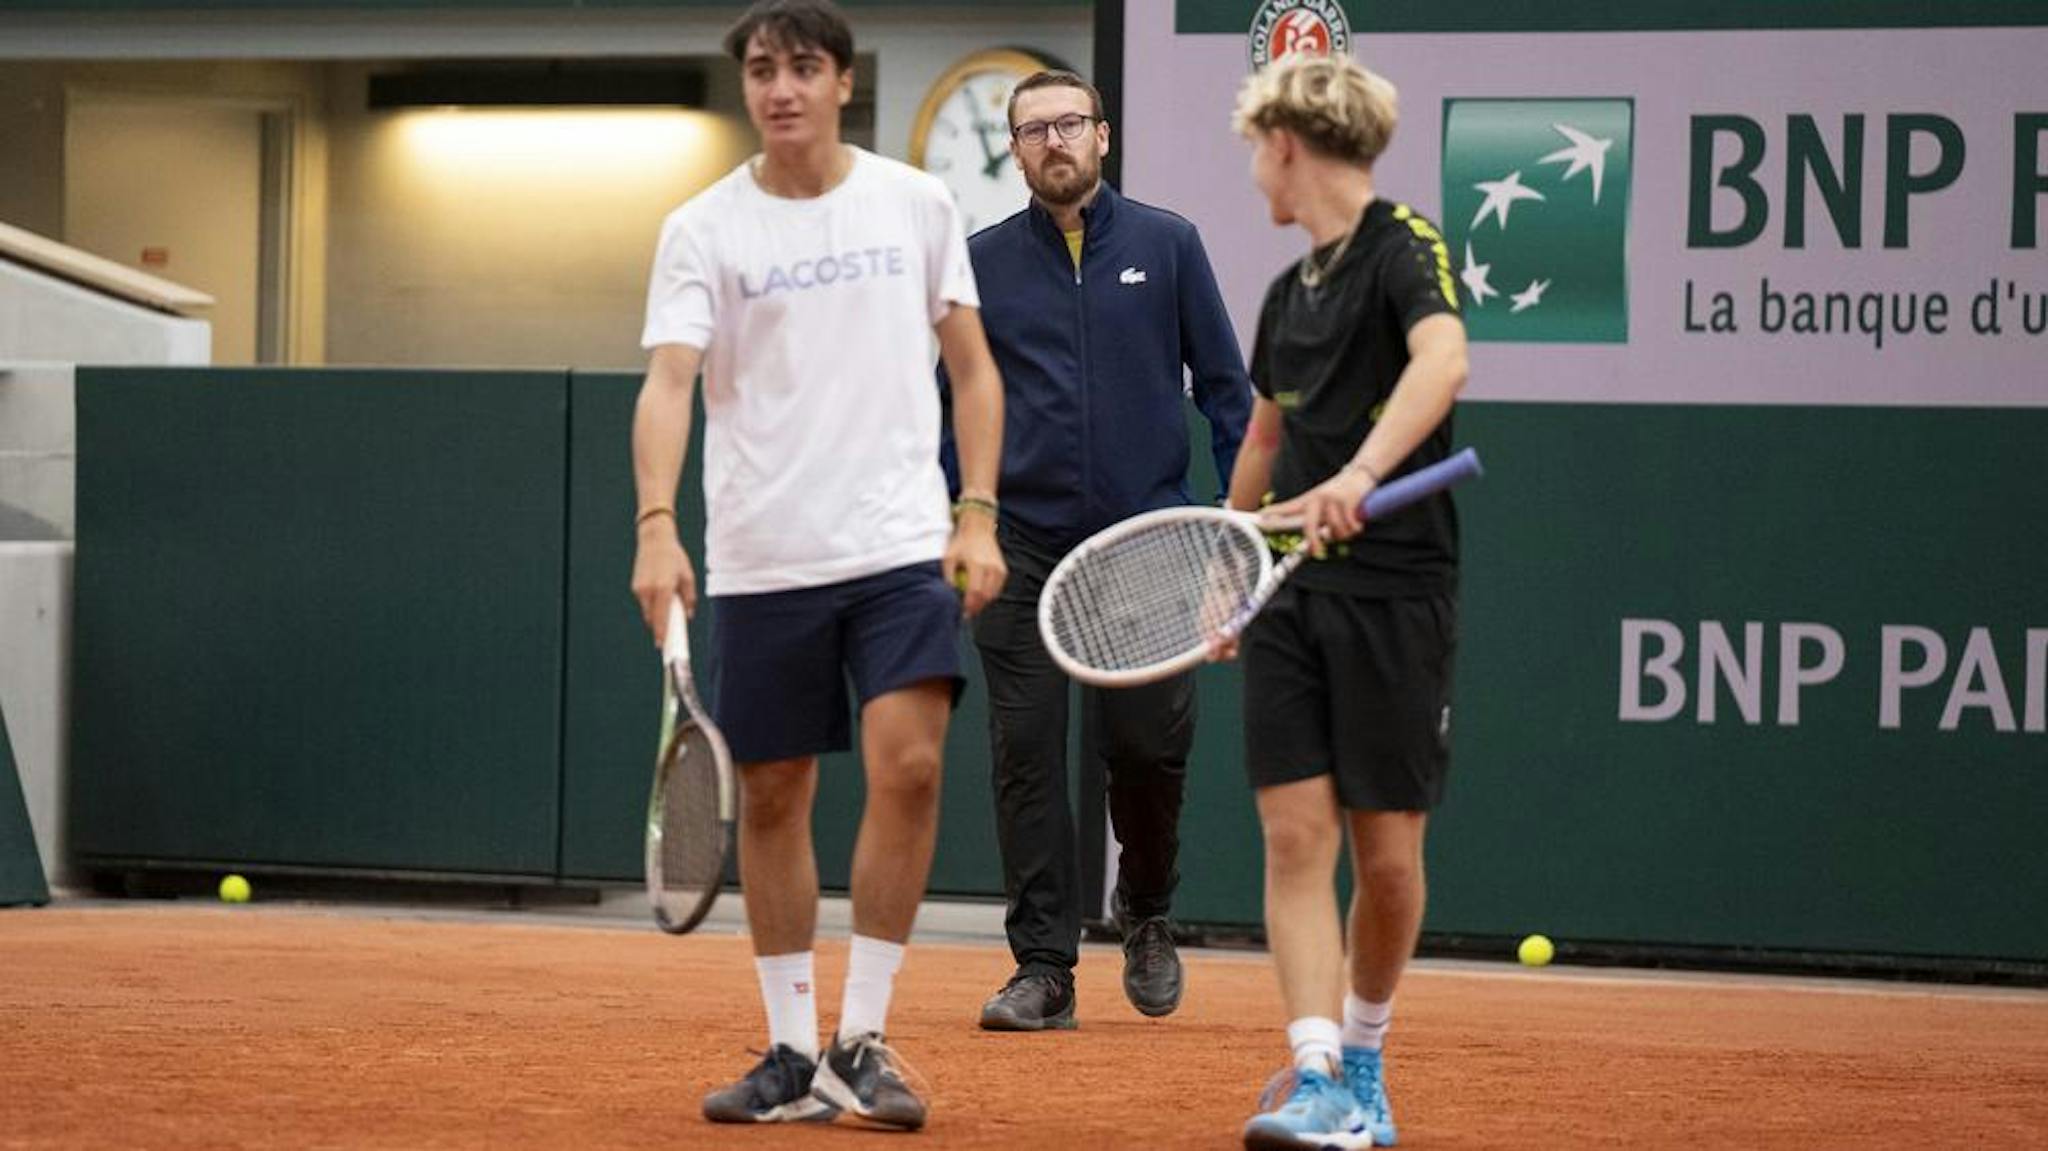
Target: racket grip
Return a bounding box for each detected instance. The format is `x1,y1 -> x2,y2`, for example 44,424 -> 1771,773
664,598 -> 688,665
1359,447 -> 1483,520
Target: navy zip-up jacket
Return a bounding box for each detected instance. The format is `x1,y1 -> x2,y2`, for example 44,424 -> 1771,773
942,183 -> 1252,552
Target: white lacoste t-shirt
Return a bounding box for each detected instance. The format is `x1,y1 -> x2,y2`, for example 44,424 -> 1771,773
642,147 -> 979,596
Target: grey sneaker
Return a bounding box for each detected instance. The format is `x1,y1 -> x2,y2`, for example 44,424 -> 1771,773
979,971 -> 1078,1031
702,1044 -> 840,1124
809,1031 -> 927,1130
1121,915 -> 1184,1017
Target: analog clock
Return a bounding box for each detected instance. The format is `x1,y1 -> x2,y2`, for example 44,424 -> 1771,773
908,48 -> 1056,235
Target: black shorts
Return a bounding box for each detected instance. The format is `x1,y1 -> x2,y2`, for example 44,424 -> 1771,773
1241,584 -> 1457,811
708,562 -> 965,763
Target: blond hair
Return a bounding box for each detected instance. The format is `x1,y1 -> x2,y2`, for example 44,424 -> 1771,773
1232,54 -> 1399,166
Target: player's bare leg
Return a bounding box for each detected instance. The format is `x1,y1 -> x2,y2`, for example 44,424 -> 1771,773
704,756 -> 836,1125
1256,775 -> 1348,1028
1244,775 -> 1369,1149
1339,808 -> 1428,1146
809,679 -> 951,1131
848,679 -> 950,943
736,756 -> 822,955
1346,810 -> 1427,1002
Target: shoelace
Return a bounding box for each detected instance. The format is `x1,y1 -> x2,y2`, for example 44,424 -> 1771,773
1343,1048 -> 1392,1122
1129,918 -> 1174,972
1005,972 -> 1067,999
845,1033 -> 933,1098
1286,1069 -> 1343,1111
1350,1060 -> 1390,1121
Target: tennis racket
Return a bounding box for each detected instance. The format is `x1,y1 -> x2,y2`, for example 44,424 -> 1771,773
1038,448 -> 1483,688
645,598 -> 736,935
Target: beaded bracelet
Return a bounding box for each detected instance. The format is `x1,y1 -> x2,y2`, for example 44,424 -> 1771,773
953,495 -> 999,520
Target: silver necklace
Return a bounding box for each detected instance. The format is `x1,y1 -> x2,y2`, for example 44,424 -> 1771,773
1298,224 -> 1359,289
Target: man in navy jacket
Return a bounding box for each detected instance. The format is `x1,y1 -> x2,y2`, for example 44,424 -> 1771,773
943,70 -> 1251,1032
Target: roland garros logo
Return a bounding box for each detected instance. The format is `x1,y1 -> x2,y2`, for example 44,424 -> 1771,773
1248,0 -> 1352,71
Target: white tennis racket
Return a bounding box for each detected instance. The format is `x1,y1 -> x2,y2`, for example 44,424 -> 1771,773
1038,448 -> 1484,688
645,598 -> 736,934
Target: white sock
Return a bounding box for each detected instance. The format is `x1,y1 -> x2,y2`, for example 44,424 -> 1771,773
754,951 -> 818,1059
836,934 -> 906,1043
1287,1016 -> 1343,1078
1342,993 -> 1393,1051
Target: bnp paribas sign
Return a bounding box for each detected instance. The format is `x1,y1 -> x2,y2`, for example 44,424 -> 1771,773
1441,99 -> 1635,344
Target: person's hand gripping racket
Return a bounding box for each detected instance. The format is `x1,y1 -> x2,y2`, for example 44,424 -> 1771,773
1274,462 -> 1379,557
632,511 -> 699,642
944,494 -> 1007,618
1208,462 -> 1377,662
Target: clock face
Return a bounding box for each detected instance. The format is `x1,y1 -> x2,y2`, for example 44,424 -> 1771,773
911,51 -> 1050,235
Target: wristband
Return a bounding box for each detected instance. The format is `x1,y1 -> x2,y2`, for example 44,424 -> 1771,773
953,495 -> 999,521
635,506 -> 676,528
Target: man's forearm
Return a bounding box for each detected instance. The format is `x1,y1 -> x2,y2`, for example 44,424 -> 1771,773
949,363 -> 1003,500
1350,343 -> 1466,480
632,353 -> 698,522
1227,397 -> 1282,511
1226,445 -> 1274,512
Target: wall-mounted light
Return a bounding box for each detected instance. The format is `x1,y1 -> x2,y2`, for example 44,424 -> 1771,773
367,60 -> 707,110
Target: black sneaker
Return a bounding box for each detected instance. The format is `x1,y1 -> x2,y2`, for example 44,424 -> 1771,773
1121,915 -> 1184,1017
809,1031 -> 928,1130
978,971 -> 1078,1031
702,1044 -> 840,1123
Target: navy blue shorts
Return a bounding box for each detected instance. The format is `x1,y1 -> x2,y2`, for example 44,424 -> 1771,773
707,562 -> 965,763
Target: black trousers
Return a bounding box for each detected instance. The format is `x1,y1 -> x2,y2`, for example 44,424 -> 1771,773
972,526 -> 1195,979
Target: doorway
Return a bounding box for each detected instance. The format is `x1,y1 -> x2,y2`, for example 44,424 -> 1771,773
64,95 -> 295,365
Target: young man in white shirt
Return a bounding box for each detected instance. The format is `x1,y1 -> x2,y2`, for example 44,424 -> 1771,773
630,0 -> 1006,1131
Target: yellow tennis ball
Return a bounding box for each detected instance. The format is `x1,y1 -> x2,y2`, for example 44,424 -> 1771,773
1518,933 -> 1554,967
218,874 -> 252,904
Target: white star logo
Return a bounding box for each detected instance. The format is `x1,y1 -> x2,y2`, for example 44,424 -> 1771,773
1459,242 -> 1498,307
1538,123 -> 1614,204
1470,170 -> 1545,231
1509,278 -> 1551,313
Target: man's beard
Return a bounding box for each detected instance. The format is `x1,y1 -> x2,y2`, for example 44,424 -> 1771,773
1028,154 -> 1099,206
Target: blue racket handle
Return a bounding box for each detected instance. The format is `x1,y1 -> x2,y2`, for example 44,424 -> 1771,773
1359,447 -> 1483,520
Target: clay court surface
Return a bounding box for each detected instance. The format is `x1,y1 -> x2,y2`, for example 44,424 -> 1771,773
5,906 -> 2047,1149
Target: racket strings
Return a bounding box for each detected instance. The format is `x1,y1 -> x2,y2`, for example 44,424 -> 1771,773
1047,519 -> 1267,674
657,726 -> 724,908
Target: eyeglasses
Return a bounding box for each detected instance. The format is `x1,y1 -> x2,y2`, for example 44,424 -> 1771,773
1012,113 -> 1099,147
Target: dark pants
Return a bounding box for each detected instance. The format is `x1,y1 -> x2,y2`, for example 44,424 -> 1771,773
972,526 -> 1195,979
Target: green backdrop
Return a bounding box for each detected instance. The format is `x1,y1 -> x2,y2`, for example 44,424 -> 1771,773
1430,403 -> 2047,961
67,368 -> 2048,963
72,369 -> 568,876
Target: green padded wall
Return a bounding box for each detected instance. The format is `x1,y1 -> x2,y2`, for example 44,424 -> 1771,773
1427,404 -> 2047,961
71,369 -> 570,877
1,702 -> 51,906
558,372 -> 707,881
64,364 -> 2045,963
1170,402 -> 2047,962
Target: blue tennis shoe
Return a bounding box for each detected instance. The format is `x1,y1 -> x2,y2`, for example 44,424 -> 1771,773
1241,1066 -> 1372,1150
1342,1046 -> 1397,1147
